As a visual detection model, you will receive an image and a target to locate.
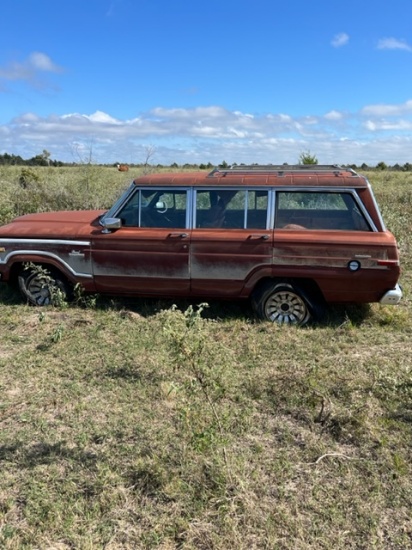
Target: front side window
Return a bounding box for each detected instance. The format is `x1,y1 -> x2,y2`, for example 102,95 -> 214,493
117,189 -> 187,228
195,189 -> 268,229
275,191 -> 371,231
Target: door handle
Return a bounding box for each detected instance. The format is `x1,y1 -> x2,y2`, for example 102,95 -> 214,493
248,234 -> 269,240
169,232 -> 188,238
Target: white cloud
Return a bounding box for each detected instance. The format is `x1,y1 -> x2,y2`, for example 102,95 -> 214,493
363,119 -> 412,132
87,111 -> 121,124
0,52 -> 62,80
324,110 -> 344,121
331,33 -> 349,48
278,114 -> 292,122
151,106 -> 229,120
2,100 -> 412,166
28,52 -> 61,72
0,52 -> 63,90
377,38 -> 412,52
361,99 -> 412,117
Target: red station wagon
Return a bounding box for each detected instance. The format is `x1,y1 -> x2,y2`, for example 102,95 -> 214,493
0,165 -> 402,324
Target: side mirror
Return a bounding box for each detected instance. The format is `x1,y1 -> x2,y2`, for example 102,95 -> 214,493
101,217 -> 122,233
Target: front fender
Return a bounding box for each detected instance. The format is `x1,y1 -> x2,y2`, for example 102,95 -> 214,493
0,248 -> 95,291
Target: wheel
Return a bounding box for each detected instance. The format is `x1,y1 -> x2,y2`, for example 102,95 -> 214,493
18,267 -> 70,306
252,282 -> 312,325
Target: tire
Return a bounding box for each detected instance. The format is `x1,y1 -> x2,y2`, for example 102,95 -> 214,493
18,267 -> 70,306
252,282 -> 313,326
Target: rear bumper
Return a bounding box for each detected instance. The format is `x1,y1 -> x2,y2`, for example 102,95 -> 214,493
379,284 -> 403,305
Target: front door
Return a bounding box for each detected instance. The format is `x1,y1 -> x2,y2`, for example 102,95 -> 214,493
91,188 -> 190,296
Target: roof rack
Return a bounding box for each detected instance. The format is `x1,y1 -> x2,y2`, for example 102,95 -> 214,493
208,165 -> 358,176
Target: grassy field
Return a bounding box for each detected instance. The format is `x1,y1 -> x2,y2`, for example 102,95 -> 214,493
0,166 -> 411,549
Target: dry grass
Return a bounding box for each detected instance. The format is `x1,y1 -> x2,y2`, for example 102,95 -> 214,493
0,167 -> 411,549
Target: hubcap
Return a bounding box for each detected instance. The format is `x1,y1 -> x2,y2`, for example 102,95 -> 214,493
265,290 -> 308,324
27,276 -> 52,306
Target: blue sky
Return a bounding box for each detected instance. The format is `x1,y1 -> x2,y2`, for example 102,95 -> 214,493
1,0 -> 412,166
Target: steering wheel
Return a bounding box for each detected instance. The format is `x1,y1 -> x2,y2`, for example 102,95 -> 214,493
155,201 -> 168,214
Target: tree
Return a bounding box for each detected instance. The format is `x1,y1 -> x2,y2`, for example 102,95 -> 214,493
42,149 -> 51,166
142,145 -> 156,174
0,153 -> 24,165
28,154 -> 49,166
376,161 -> 387,171
298,151 -> 318,165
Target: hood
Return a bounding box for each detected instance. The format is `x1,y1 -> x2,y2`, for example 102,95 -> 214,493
0,209 -> 106,240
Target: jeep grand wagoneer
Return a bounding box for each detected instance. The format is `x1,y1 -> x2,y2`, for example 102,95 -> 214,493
0,165 -> 402,324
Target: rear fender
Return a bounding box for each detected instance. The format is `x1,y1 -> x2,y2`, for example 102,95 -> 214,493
251,277 -> 327,321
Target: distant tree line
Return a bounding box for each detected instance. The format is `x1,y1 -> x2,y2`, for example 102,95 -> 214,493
0,152 -> 64,167
1,152 -> 412,171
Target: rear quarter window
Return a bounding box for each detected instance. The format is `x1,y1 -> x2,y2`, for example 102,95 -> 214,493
275,191 -> 371,231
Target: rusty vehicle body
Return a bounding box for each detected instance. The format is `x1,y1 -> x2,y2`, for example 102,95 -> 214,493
0,165 -> 402,324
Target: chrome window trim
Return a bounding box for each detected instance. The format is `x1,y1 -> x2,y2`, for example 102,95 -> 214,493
364,178 -> 386,230
111,186 -> 191,229
103,184 -> 378,232
273,187 -> 377,232
101,182 -> 135,223
243,191 -> 248,228
193,187 -> 270,230
267,189 -> 275,230
187,188 -> 194,229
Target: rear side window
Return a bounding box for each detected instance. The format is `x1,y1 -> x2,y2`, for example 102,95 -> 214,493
275,191 -> 371,231
195,189 -> 268,229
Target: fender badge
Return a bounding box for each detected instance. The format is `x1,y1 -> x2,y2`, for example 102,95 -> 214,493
0,247 -> 5,252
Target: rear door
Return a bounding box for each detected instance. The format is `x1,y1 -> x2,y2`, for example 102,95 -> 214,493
190,189 -> 273,296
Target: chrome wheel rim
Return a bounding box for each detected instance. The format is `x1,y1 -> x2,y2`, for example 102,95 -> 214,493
265,290 -> 309,324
